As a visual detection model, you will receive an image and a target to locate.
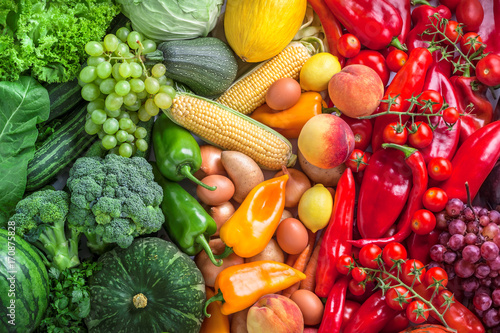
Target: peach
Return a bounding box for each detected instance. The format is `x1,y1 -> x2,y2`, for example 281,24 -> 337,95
297,114 -> 355,169
247,294 -> 304,333
328,64 -> 384,118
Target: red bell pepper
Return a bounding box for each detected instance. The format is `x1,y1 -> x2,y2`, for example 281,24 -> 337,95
307,0 -> 345,65
356,148 -> 412,239
477,0 -> 500,56
407,229 -> 440,265
440,120 -> 500,202
346,50 -> 390,87
315,168 -> 355,298
350,144 -> 428,247
372,47 -> 434,152
324,0 -> 405,51
386,0 -> 412,47
318,276 -> 348,333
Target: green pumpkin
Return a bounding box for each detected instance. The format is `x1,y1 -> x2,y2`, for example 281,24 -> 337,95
85,237 -> 206,333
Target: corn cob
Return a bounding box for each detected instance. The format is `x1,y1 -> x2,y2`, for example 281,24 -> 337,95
165,92 -> 297,170
216,41 -> 315,115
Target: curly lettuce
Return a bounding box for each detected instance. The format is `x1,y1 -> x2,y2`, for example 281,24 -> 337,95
0,0 -> 120,83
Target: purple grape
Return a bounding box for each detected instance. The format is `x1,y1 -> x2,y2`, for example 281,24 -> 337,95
481,215 -> 492,227
455,259 -> 476,278
467,220 -> 480,234
477,286 -> 492,296
462,277 -> 480,292
490,210 -> 500,225
464,207 -> 475,221
479,208 -> 490,217
491,270 -> 499,278
439,232 -> 451,246
430,244 -> 447,262
449,234 -> 465,251
476,263 -> 492,279
474,292 -> 493,311
493,289 -> 500,306
435,211 -> 448,230
446,198 -> 464,217
483,308 -> 500,327
482,241 -> 500,261
482,278 -> 493,288
427,261 -> 445,270
462,245 -> 481,263
465,233 -> 478,245
494,235 -> 500,248
484,223 -> 500,240
449,219 -> 467,235
444,251 -> 457,264
489,257 -> 500,270
494,277 -> 500,289
445,263 -> 456,280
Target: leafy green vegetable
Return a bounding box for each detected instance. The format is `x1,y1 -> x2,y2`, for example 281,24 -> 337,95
117,0 -> 223,42
0,0 -> 120,83
0,76 -> 50,226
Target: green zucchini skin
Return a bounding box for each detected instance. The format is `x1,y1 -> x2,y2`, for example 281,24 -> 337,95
26,104 -> 96,191
43,79 -> 84,122
156,37 -> 238,97
86,237 -> 206,333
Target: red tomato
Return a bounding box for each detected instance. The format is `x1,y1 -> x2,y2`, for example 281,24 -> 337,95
345,149 -> 370,173
386,49 -> 408,72
460,32 -> 484,54
476,54 -> 500,87
346,50 -> 390,86
417,90 -> 444,114
348,279 -> 366,296
443,20 -> 463,45
386,286 -> 411,310
427,157 -> 452,181
423,187 -> 448,212
341,300 -> 361,329
406,300 -> 429,324
340,115 -> 373,151
442,106 -> 460,124
408,121 -> 433,149
424,266 -> 449,290
359,244 -> 382,269
435,289 -> 455,308
337,33 -> 361,58
382,242 -> 408,267
411,209 -> 437,235
456,0 -> 485,32
352,267 -> 367,282
383,122 -> 408,145
401,259 -> 426,286
337,254 -> 354,275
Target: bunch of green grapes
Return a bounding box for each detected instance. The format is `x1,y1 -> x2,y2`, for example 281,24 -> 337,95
79,26 -> 176,157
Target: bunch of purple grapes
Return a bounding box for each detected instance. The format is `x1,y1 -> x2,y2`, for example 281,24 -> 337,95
428,197 -> 500,329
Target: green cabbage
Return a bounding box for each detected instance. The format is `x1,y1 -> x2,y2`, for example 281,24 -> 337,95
117,0 -> 224,42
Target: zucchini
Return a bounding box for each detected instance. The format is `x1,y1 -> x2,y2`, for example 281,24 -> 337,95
145,37 -> 238,97
26,104 -> 96,191
43,79 -> 85,122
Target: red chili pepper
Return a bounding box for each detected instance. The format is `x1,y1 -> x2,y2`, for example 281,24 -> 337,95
342,290 -> 401,333
477,0 -> 500,56
407,229 -> 440,265
417,64 -> 461,163
372,48 -> 434,152
324,0 -> 405,51
440,120 -> 500,202
357,148 -> 412,239
318,276 -> 348,333
346,50 -> 390,87
315,168 -> 355,298
307,0 -> 345,65
449,75 -> 493,143
340,114 -> 373,151
350,144 -> 428,247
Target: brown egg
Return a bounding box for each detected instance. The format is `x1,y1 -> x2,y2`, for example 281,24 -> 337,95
276,217 -> 308,255
290,289 -> 324,326
196,175 -> 235,206
265,78 -> 302,110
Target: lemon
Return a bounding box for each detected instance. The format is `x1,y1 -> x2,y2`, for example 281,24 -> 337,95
297,184 -> 333,232
299,52 -> 341,92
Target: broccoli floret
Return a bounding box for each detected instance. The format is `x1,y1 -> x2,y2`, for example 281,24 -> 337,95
10,189 -> 80,271
66,154 -> 164,254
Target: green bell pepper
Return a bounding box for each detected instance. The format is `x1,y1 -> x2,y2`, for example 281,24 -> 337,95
153,112 -> 215,190
151,162 -> 222,266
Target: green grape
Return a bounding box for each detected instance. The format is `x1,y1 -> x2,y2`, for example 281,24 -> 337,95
108,147 -> 120,155
88,56 -> 106,67
91,109 -> 107,125
86,113 -> 91,121
134,126 -> 147,139
116,130 -> 128,142
130,78 -> 145,93
142,39 -> 157,54
152,64 -> 167,78
122,52 -> 136,62
87,99 -> 105,113
96,61 -> 112,79
79,66 -> 98,83
159,85 -> 176,99
116,27 -> 130,43
97,129 -> 106,139
125,100 -> 141,111
105,108 -> 121,118
136,90 -> 148,100
119,143 -> 133,158
102,135 -> 118,150
127,31 -> 142,50
94,78 -> 103,86
157,75 -> 168,85
138,106 -> 151,122
144,98 -> 160,116
115,80 -> 131,96
135,139 -> 148,152
129,62 -> 143,78
85,41 -> 104,56
154,93 -> 173,109
125,123 -> 137,134
111,63 -> 125,81
81,83 -> 100,101
129,111 -> 140,124
77,77 -> 87,87
119,117 -> 133,130
103,34 -> 119,52
164,77 -> 174,86
144,77 -> 160,94
115,42 -> 129,57
123,92 -> 138,106
85,119 -> 101,135
116,111 -> 131,120
126,134 -> 135,142
103,118 -> 119,135
118,62 -> 131,78
99,78 -> 116,95
105,92 -> 123,111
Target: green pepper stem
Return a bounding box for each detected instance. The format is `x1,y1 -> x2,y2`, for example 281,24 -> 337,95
381,143 -> 417,159
196,234 -> 223,267
213,245 -> 234,260
179,164 -> 217,191
322,106 -> 341,114
204,289 -> 225,318
389,37 -> 407,52
411,0 -> 431,6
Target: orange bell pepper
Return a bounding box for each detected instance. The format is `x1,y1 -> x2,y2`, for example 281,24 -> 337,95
250,92 -> 326,139
219,174 -> 288,258
200,287 -> 230,333
204,260 -> 306,316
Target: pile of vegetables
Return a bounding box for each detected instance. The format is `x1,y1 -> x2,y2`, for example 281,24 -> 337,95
1,0 -> 500,332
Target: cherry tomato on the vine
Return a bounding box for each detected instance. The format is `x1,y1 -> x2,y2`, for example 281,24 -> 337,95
336,254 -> 354,275
408,121 -> 433,149
348,279 -> 366,296
452,55 -> 475,76
386,49 -> 408,72
352,267 -> 367,282
337,33 -> 361,58
382,242 -> 408,267
443,20 -> 463,45
406,300 -> 429,324
346,149 -> 370,173
383,122 -> 408,145
386,286 -> 411,310
424,266 -> 449,290
442,106 -> 460,124
411,209 -> 437,235
422,187 -> 448,212
401,259 -> 426,286
359,244 -> 382,269
427,157 -> 452,181
340,115 -> 373,151
417,90 -> 444,114
460,32 -> 483,54
476,54 -> 500,87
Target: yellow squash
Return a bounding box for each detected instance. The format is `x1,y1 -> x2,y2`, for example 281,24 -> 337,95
224,0 -> 307,63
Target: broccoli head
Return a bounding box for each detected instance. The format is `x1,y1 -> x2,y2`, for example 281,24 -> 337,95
10,188 -> 80,271
66,154 -> 164,254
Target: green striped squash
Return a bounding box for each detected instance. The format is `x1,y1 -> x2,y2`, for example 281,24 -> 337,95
86,237 -> 206,333
26,103 -> 96,191
0,228 -> 49,333
43,78 -> 84,122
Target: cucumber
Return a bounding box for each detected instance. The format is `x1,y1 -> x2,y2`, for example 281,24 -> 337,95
43,79 -> 85,122
26,104 -> 96,191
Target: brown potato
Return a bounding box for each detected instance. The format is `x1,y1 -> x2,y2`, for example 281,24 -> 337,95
231,308 -> 249,333
245,238 -> 284,263
298,149 -> 346,187
221,151 -> 264,203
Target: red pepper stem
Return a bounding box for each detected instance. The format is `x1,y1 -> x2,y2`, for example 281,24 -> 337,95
213,245 -> 234,260
197,234 -> 223,267
389,36 -> 408,52
204,290 -> 225,318
179,164 -> 217,191
381,143 -> 417,159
